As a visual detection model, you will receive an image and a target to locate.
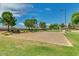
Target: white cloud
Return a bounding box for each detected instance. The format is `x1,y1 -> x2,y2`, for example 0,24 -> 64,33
18,22 -> 24,26
15,22 -> 25,28
46,23 -> 51,26
0,3 -> 34,17
45,8 -> 51,11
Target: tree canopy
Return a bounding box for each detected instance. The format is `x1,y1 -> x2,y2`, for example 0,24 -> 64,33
71,12 -> 79,25
39,21 -> 46,29
49,24 -> 59,30
24,18 -> 37,29
1,11 -> 17,31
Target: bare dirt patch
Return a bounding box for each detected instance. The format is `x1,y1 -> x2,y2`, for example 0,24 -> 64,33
1,32 -> 72,46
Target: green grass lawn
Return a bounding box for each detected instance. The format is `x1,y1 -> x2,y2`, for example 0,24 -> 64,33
0,32 -> 79,56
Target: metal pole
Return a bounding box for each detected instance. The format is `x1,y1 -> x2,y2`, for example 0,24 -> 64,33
64,8 -> 67,32
65,8 -> 66,26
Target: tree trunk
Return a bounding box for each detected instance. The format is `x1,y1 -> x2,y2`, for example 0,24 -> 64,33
8,25 -> 10,32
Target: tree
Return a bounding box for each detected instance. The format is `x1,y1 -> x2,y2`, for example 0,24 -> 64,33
71,12 -> 79,29
0,17 -> 5,25
0,17 -> 1,21
39,21 -> 46,29
1,11 -> 16,32
59,23 -> 65,30
10,17 -> 17,27
71,12 -> 79,25
60,23 -> 65,28
49,24 -> 54,30
68,23 -> 72,29
49,24 -> 59,30
24,18 -> 37,31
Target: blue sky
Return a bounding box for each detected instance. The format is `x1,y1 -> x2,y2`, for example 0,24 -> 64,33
0,3 -> 79,28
